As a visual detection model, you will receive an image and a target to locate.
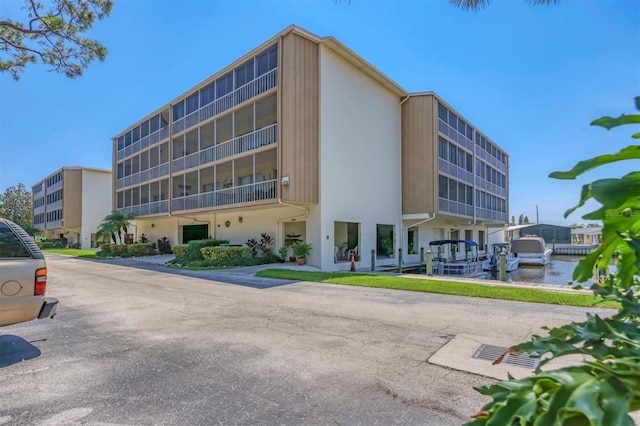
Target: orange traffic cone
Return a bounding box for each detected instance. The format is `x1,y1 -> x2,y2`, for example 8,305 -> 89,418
350,253 -> 356,272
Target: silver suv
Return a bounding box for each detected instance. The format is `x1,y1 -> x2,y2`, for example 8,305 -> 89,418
0,218 -> 58,327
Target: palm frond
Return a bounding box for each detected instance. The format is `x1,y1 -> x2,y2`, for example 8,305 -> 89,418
449,0 -> 489,11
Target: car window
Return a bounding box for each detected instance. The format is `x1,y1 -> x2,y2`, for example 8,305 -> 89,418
0,223 -> 31,258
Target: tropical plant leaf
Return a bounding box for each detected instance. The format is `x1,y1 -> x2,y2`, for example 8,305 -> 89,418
550,146 -> 640,180
591,114 -> 640,130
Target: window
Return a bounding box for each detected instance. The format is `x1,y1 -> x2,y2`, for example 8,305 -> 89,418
439,174 -> 447,198
185,92 -> 199,115
438,137 -> 447,160
465,153 -> 473,173
448,111 -> 458,129
216,72 -> 234,99
140,120 -> 149,138
235,59 -> 254,88
117,136 -> 125,150
257,45 -> 278,76
150,115 -> 160,133
124,132 -> 132,147
465,230 -> 473,242
200,82 -> 215,107
173,101 -> 185,122
478,231 -> 485,251
132,126 -> 140,143
333,221 -> 360,263
438,103 -> 447,121
377,224 -> 394,259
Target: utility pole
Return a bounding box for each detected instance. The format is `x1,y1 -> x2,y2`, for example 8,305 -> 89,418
536,204 -> 539,224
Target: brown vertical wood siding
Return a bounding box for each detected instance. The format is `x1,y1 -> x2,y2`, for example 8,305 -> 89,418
401,95 -> 436,214
62,169 -> 83,229
280,33 -> 319,203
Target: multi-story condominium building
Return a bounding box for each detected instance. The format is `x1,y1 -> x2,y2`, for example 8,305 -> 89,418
111,25 -> 508,271
32,167 -> 112,249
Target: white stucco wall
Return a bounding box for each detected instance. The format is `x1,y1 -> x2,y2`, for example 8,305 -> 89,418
318,46 -> 403,271
132,205 -> 304,253
80,170 -> 112,249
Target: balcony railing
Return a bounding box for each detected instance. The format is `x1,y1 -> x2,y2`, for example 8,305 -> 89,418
172,68 -> 278,135
438,119 -> 475,152
475,146 -> 506,173
438,198 -> 474,217
47,181 -> 63,192
173,124 -> 278,173
476,208 -> 507,223
116,162 -> 169,190
119,200 -> 169,217
172,179 -> 277,212
46,200 -> 63,210
438,158 -> 474,184
45,220 -> 62,229
476,178 -> 506,198
117,127 -> 170,161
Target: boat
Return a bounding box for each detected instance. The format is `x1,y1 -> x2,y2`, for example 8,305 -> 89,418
428,240 -> 484,277
481,243 -> 521,272
510,236 -> 553,266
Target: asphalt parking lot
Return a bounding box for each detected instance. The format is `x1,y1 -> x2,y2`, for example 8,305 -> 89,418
0,254 -> 615,425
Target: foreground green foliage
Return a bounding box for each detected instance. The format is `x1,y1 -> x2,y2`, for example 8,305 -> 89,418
1,0 -> 113,80
467,98 -> 640,425
256,270 -> 618,309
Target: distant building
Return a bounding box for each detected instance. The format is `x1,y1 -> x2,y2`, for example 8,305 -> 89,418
505,223 -> 571,244
571,226 -> 602,246
32,167 -> 112,249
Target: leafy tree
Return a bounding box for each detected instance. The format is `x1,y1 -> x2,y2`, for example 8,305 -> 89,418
0,0 -> 113,80
467,98 -> 640,425
96,211 -> 134,245
523,215 -> 530,224
450,0 -> 557,11
0,183 -> 33,229
518,213 -> 524,225
510,215 -> 516,225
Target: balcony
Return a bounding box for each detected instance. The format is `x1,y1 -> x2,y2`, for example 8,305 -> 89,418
45,220 -> 62,229
119,200 -> 169,218
116,162 -> 169,190
117,127 -> 170,161
173,124 -> 277,173
476,208 -> 507,223
439,198 -> 474,217
476,178 -> 506,198
172,68 -> 278,136
47,180 -> 63,192
172,179 -> 277,212
475,146 -> 506,173
438,158 -> 474,185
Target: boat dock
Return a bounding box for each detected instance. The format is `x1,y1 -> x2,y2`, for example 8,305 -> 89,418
551,245 -> 595,255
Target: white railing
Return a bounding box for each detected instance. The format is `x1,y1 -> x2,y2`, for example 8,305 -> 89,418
475,208 -> 507,222
117,127 -> 170,161
438,119 -> 474,152
172,179 -> 277,212
116,162 -> 169,190
439,198 -> 474,217
119,200 -> 169,217
475,146 -> 507,173
476,178 -> 506,198
172,68 -> 278,135
46,220 -> 62,229
173,124 -> 278,172
438,158 -> 474,184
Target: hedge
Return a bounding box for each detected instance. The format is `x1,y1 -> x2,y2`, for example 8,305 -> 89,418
187,239 -> 229,261
38,241 -> 54,249
112,245 -> 128,256
173,244 -> 189,260
201,246 -> 248,261
100,243 -> 114,255
127,243 -> 155,257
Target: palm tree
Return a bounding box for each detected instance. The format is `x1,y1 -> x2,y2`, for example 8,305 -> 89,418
96,211 -> 135,245
449,0 -> 556,11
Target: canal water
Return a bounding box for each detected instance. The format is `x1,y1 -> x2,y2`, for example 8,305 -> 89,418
484,255 -> 614,287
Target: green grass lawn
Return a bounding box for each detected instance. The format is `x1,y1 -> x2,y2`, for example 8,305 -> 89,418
42,248 -> 100,259
256,269 -> 618,309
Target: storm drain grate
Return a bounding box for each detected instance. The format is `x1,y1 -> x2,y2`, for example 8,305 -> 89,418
472,344 -> 540,370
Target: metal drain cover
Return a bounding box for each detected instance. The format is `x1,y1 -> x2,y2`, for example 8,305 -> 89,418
473,344 -> 540,370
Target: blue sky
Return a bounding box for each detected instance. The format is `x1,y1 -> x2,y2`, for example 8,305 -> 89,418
1,0 -> 638,225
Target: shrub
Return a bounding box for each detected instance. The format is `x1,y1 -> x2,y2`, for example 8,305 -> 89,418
173,244 -> 189,260
127,243 -> 155,257
201,246 -> 248,261
38,241 -> 54,249
157,237 -> 172,254
187,239 -> 228,261
100,243 -> 114,255
138,233 -> 149,243
112,245 -> 128,257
